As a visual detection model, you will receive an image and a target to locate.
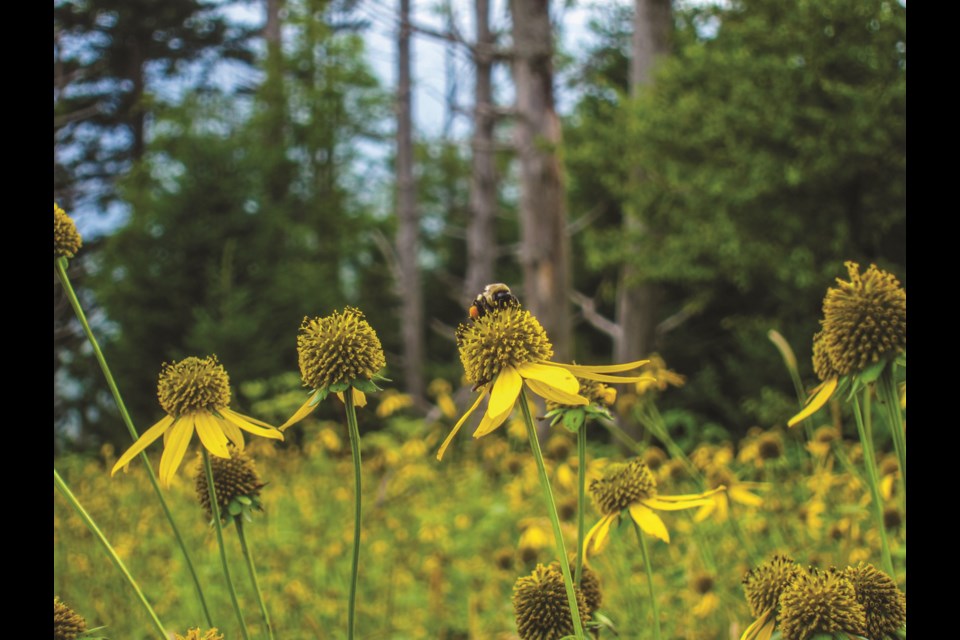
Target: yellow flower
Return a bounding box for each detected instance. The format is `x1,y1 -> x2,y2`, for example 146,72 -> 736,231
280,307 -> 387,430
437,304 -> 651,460
54,203 -> 82,259
694,467 -> 766,523
111,356 -> 283,486
740,555 -> 802,640
789,262 -> 905,428
582,458 -> 722,556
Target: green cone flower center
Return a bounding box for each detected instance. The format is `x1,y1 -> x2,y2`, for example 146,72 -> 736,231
54,204 -> 83,259
457,305 -> 553,387
297,307 -> 386,390
820,261 -> 906,377
590,459 -> 657,514
843,563 -> 906,639
742,554 -> 801,617
157,355 -> 231,417
513,564 -> 589,640
778,568 -> 866,640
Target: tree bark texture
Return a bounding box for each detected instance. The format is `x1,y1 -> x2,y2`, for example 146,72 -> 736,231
464,0 -> 499,305
396,0 -> 426,403
509,0 -> 571,360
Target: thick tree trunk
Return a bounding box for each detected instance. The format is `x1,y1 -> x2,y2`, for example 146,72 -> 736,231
396,0 -> 426,403
464,0 -> 498,304
509,0 -> 571,359
615,0 -> 671,366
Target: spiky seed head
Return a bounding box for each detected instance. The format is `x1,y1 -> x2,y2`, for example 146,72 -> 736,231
513,563 -> 589,640
742,554 -> 802,618
819,262 -> 906,377
456,305 -> 553,387
811,331 -> 840,382
175,629 -> 225,640
194,447 -> 265,522
54,597 -> 87,640
548,558 -> 603,615
157,355 -> 231,417
54,204 -> 83,259
296,307 -> 386,391
844,562 -> 906,639
778,567 -> 867,640
589,458 -> 657,515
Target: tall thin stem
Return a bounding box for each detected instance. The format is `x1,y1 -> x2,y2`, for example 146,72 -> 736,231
236,520 -> 275,640
633,521 -> 662,640
850,391 -> 895,579
55,258 -> 213,626
878,372 -> 906,496
54,469 -> 167,639
203,450 -> 251,640
519,390 -> 586,640
344,390 -> 363,640
575,428 -> 586,587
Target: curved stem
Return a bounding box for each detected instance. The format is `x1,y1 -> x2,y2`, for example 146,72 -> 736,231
519,390 -> 586,640
54,469 -> 167,639
56,258 -> 213,626
878,372 -> 906,496
633,521 -> 662,640
203,450 -> 251,640
575,427 -> 586,587
236,520 -> 275,640
344,391 -> 363,640
851,392 -> 895,579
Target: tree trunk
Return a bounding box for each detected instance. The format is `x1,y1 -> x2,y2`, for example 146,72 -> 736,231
396,0 -> 426,403
509,0 -> 571,360
464,0 -> 498,304
615,0 -> 672,435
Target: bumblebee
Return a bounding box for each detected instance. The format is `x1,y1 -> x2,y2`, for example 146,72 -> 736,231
469,283 -> 519,320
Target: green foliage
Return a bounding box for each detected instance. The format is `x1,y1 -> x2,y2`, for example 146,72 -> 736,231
566,0 -> 905,434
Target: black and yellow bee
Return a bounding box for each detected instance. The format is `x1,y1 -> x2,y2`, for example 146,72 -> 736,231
468,283 -> 519,320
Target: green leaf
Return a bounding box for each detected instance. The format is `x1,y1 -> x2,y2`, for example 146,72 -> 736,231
228,501 -> 243,516
858,360 -> 888,384
329,381 -> 351,393
562,409 -> 585,433
237,495 -> 253,505
353,379 -> 381,393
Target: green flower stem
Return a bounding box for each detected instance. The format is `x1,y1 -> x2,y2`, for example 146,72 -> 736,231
344,390 -> 363,640
519,390 -> 586,640
638,405 -> 700,481
575,428 -> 586,587
598,416 -> 645,456
236,520 -> 275,640
878,372 -> 906,496
632,521 -> 663,640
55,258 -> 213,627
850,392 -> 895,579
203,450 -> 251,640
54,468 -> 167,639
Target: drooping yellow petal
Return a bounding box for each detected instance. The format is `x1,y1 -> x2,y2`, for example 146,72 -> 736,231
159,417 -> 195,486
194,411 -> 231,459
473,400 -> 514,438
437,390 -> 488,461
220,419 -> 245,450
787,377 -> 838,427
644,495 -> 718,511
583,513 -> 618,559
525,378 -> 589,406
336,388 -> 368,408
543,359 -> 650,374
629,503 -> 670,543
279,392 -> 321,431
694,500 -> 716,523
111,415 -> 175,476
488,366 -> 522,418
516,362 -> 580,396
650,486 -> 726,503
730,486 -> 764,507
740,610 -> 776,640
222,409 -> 284,440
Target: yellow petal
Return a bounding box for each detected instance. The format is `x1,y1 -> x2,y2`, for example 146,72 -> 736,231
280,392 -> 320,431
159,417 -> 195,487
220,419 -> 245,450
111,415 -> 175,476
644,495 -> 718,511
650,486 -> 726,503
437,390 -> 488,461
787,377 -> 838,428
222,409 -> 284,440
694,501 -> 715,523
473,404 -> 513,439
543,359 -> 650,374
730,487 -> 764,507
741,611 -> 776,640
525,378 -> 589,406
488,366 -> 522,418
194,412 -> 231,458
335,388 -> 367,408
630,503 -> 670,543
583,513 -> 617,560
516,362 -> 580,396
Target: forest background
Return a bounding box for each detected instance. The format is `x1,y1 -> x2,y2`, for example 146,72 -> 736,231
53,0 -> 906,453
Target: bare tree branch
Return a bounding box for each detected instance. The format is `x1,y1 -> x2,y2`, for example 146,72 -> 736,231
570,290 -> 622,341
